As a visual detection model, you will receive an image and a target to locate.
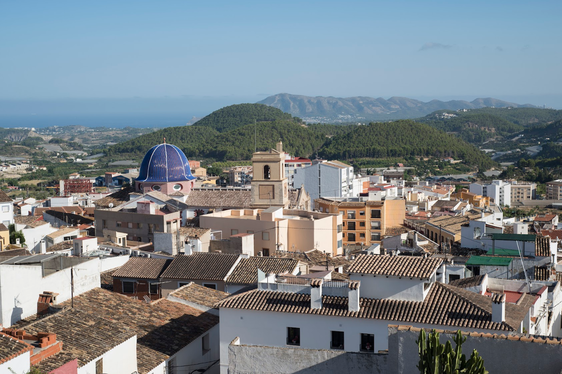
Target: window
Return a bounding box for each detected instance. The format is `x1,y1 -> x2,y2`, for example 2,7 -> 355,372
348,233 -> 356,242
173,184 -> 182,191
264,165 -> 271,179
128,222 -> 133,229
371,233 -> 381,241
202,333 -> 210,354
331,331 -> 344,350
337,224 -> 342,233
203,283 -> 217,290
138,222 -> 143,229
122,281 -> 135,293
360,233 -> 365,239
359,210 -> 365,216
262,248 -> 270,257
116,221 -> 122,228
152,185 -> 161,191
370,221 -> 381,230
2,206 -> 8,213
231,229 -> 239,236
360,333 -> 374,352
287,327 -> 300,346
178,282 -> 189,288
102,219 -> 107,229
337,240 -> 342,248
262,232 -> 270,241
247,230 -> 254,234
348,222 -> 356,230
449,274 -> 461,282
96,358 -> 103,374
347,211 -> 356,219
149,282 -> 158,294
359,222 -> 365,227
371,210 -> 381,218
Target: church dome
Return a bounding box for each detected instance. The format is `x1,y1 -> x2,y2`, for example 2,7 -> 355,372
137,143 -> 196,183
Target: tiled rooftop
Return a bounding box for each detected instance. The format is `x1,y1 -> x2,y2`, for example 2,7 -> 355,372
226,257 -> 299,285
185,189 -> 252,208
169,282 -> 230,308
94,186 -> 135,209
46,226 -> 79,240
449,275 -> 486,289
0,191 -> 12,203
348,254 -> 442,279
0,331 -> 33,364
218,282 -> 531,332
179,227 -> 212,238
46,240 -> 74,252
160,252 -> 240,281
112,257 -> 172,279
18,288 -> 219,374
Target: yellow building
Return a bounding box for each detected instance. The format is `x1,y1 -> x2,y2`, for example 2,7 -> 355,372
315,197 -> 406,246
0,224 -> 9,251
452,188 -> 490,208
424,213 -> 481,249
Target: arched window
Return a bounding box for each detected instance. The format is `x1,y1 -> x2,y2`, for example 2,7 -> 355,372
264,165 -> 271,180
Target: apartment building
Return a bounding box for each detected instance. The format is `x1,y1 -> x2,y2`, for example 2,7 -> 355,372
285,156 -> 312,188
510,182 -> 536,205
546,180 -> 562,200
315,197 -> 405,246
469,180 -> 511,206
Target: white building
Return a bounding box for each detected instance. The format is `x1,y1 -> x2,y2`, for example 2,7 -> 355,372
218,254 -> 536,374
0,253 -> 100,326
0,191 -> 14,227
293,160 -> 358,201
470,180 -> 512,207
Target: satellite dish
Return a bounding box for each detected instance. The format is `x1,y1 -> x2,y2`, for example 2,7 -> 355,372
108,203 -> 114,208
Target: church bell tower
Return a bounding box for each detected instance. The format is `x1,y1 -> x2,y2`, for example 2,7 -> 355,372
251,141 -> 289,208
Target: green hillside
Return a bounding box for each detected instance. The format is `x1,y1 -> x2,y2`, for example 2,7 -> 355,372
473,108 -> 562,127
106,104 -> 494,169
523,119 -> 562,140
319,120 -> 495,169
192,103 -> 297,132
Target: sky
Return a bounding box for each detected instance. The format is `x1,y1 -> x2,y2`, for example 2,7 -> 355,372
1,0 -> 561,125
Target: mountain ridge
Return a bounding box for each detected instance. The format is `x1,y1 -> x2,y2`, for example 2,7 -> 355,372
258,93 -> 536,123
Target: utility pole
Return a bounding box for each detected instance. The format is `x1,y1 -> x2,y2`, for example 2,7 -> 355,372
71,267 -> 74,308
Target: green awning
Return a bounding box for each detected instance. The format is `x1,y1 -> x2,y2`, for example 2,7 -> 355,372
466,256 -> 512,266
490,233 -> 535,242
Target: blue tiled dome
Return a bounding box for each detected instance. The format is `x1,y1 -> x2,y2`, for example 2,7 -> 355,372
137,144 -> 196,183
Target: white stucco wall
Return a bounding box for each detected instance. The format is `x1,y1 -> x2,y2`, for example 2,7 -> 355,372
20,224 -> 58,253
158,324 -> 220,374
0,201 -> 14,227
349,274 -> 426,301
0,351 -> 30,374
0,258 -> 100,326
78,335 -> 137,374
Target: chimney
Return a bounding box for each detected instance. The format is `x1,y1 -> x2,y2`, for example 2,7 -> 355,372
40,240 -> 46,254
491,293 -> 506,323
348,281 -> 360,312
310,279 -> 323,309
276,141 -> 283,153
37,291 -> 58,316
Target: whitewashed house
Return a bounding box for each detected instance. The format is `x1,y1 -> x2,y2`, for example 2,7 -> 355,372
217,254 -> 537,374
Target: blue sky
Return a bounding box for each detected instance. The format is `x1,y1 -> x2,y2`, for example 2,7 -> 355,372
1,0 -> 561,109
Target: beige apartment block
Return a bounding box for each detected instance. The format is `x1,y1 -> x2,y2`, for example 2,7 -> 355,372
510,182 -> 536,205
546,180 -> 562,200
315,197 -> 406,247
200,207 -> 343,256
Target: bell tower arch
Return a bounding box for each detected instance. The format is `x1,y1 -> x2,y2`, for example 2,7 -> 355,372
251,141 -> 289,208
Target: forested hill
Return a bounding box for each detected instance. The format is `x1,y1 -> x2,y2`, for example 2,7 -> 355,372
191,103 -> 298,132
319,121 -> 495,169
106,104 -> 494,169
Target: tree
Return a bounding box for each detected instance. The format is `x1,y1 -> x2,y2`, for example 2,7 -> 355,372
417,329 -> 488,374
8,224 -> 25,245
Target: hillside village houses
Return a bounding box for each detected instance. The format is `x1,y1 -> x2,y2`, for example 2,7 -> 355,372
4,138 -> 562,372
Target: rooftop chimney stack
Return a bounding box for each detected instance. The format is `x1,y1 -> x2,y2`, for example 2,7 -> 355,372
491,293 -> 506,323
310,279 -> 323,309
348,281 -> 360,312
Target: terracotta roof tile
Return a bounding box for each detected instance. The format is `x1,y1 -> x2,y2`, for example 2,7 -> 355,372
112,257 -> 172,279
185,189 -> 251,208
0,332 -> 34,364
179,227 -> 211,238
169,282 -> 230,308
18,288 -> 219,374
226,257 -> 299,285
0,191 -> 12,203
449,275 -> 486,289
218,282 -> 529,332
160,252 -> 240,281
46,226 -> 79,240
94,187 -> 135,209
348,254 -> 442,279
